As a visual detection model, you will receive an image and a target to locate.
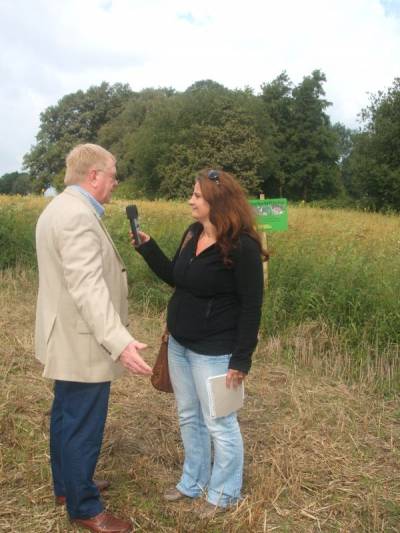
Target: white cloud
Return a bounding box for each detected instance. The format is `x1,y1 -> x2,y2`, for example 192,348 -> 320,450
0,0 -> 399,174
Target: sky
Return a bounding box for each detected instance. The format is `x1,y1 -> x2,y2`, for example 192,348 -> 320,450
0,0 -> 399,176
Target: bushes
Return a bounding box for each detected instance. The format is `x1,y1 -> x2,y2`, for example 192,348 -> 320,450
0,197 -> 39,269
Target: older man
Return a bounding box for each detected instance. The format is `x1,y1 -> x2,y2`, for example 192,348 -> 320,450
35,144 -> 152,533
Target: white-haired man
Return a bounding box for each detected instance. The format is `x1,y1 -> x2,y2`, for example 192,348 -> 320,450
35,143 -> 152,533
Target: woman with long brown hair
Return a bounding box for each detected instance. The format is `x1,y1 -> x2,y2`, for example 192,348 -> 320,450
132,169 -> 267,518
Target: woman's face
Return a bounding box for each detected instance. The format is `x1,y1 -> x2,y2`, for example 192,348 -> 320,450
188,181 -> 210,223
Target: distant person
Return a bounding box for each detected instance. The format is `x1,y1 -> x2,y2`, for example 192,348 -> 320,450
35,143 -> 152,533
131,169 -> 267,519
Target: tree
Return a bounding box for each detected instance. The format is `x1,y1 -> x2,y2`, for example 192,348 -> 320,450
0,172 -> 33,195
97,88 -> 175,181
0,172 -> 17,194
259,71 -> 341,201
287,70 -> 340,200
23,82 -> 132,184
348,78 -> 400,210
21,75 -> 346,202
131,81 -> 265,198
260,72 -> 293,196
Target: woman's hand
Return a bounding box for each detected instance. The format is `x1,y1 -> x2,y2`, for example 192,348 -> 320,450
130,230 -> 150,248
226,369 -> 246,389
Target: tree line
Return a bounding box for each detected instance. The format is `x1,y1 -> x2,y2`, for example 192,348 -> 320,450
2,72 -> 400,210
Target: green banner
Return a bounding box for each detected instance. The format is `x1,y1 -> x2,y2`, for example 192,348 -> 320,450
249,198 -> 288,232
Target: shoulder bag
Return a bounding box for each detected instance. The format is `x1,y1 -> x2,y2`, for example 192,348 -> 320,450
150,229 -> 194,393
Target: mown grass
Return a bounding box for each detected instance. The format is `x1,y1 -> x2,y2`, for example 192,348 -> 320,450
1,194 -> 399,391
1,269 -> 399,532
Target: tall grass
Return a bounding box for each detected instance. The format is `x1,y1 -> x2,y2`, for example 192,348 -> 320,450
1,195 -> 399,389
264,206 -> 400,342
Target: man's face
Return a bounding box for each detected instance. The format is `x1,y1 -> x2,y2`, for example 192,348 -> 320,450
92,159 -> 118,204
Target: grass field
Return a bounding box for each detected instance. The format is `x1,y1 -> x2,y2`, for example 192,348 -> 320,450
1,268 -> 399,532
1,195 -> 399,391
1,195 -> 400,530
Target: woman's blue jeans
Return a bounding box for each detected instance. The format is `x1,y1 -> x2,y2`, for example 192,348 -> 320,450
168,335 -> 244,508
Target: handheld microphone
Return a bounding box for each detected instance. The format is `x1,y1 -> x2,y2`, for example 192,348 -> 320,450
126,205 -> 142,247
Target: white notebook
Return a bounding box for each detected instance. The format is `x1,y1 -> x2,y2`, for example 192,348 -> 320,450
206,374 -> 244,419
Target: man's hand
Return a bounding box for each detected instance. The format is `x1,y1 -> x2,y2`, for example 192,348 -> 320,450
226,369 -> 246,389
119,340 -> 152,375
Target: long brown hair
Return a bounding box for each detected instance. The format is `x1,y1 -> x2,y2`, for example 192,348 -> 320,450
196,168 -> 269,266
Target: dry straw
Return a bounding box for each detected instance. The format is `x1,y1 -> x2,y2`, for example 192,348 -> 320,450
0,269 -> 399,532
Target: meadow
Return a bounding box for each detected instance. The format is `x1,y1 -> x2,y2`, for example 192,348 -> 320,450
1,195 -> 399,390
0,195 -> 400,532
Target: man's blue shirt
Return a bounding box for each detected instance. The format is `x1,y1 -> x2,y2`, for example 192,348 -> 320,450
69,185 -> 105,218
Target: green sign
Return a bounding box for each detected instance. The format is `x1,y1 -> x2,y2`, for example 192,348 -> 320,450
249,198 -> 288,232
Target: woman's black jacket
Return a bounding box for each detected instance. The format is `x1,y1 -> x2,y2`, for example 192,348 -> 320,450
137,222 -> 264,373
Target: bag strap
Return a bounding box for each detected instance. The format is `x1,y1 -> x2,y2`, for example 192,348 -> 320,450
163,229 -> 194,338
179,229 -> 194,255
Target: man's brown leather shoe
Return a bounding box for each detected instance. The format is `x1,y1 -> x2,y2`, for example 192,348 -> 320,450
55,479 -> 111,505
71,511 -> 132,532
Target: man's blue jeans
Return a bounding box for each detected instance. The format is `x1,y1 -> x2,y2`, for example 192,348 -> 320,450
50,380 -> 110,519
168,336 -> 244,508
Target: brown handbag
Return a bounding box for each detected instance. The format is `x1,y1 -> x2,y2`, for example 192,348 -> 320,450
151,330 -> 173,393
150,229 -> 194,393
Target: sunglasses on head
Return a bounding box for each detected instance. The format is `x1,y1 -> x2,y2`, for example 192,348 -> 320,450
207,170 -> 220,184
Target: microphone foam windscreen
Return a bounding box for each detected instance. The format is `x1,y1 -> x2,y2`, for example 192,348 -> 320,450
126,205 -> 138,218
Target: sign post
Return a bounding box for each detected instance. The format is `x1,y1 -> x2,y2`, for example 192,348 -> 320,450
249,197 -> 288,286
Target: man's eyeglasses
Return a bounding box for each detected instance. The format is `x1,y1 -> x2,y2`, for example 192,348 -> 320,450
95,168 -> 118,182
207,170 -> 220,184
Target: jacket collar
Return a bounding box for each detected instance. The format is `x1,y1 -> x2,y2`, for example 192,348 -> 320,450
63,187 -> 125,268
69,185 -> 105,218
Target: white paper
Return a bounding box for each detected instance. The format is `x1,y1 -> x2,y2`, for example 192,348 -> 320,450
206,373 -> 244,419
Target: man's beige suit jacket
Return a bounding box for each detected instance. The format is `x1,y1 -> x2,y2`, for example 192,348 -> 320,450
35,187 -> 134,382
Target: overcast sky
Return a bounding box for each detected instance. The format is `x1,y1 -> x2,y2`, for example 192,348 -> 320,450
0,0 -> 399,176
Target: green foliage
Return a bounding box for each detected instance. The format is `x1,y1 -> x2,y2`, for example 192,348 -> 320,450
261,70 -> 341,200
264,231 -> 400,348
288,70 -> 341,200
23,82 -> 133,183
23,75 -> 343,202
132,81 -> 265,197
0,200 -> 38,268
22,74 -> 400,209
260,71 -> 294,196
97,87 -> 176,181
111,178 -> 146,200
348,78 -> 400,210
0,172 -> 33,195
